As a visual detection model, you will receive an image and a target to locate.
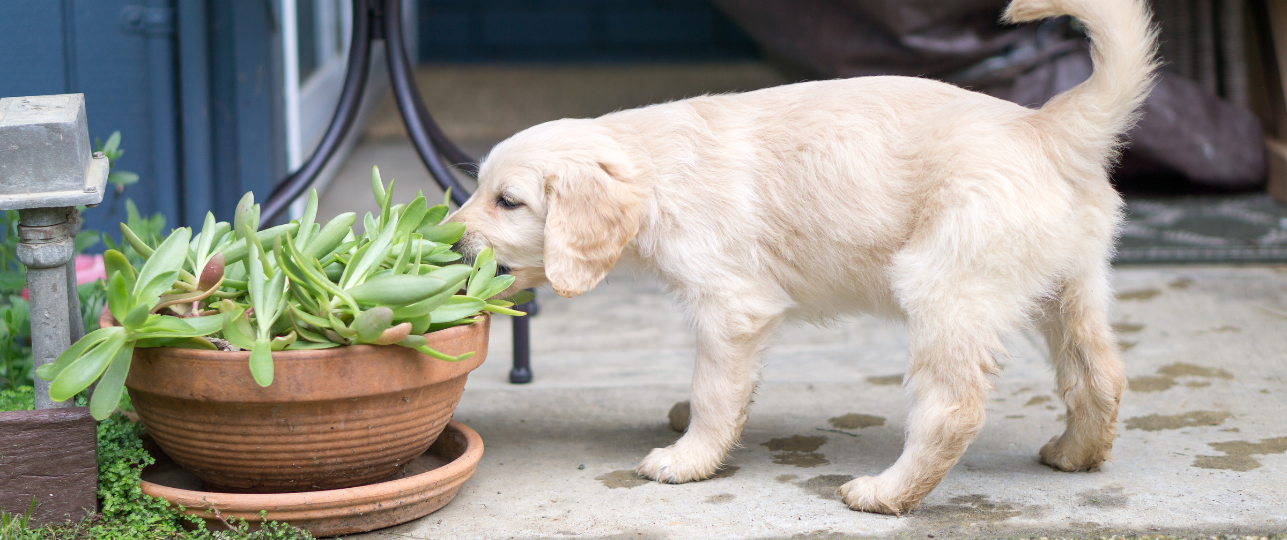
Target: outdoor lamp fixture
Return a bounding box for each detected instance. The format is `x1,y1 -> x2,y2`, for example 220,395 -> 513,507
0,94 -> 109,410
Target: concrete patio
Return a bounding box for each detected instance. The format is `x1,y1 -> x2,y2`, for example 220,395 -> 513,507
318,65 -> 1287,539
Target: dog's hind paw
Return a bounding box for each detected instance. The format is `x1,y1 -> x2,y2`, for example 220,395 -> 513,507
838,476 -> 920,516
1039,435 -> 1110,472
636,445 -> 720,484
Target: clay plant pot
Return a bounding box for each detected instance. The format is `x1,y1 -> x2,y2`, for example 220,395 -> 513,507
124,314 -> 489,493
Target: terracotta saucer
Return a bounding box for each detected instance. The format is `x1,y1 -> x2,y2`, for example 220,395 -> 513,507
140,421 -> 483,537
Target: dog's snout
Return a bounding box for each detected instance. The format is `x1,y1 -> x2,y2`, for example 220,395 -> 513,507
453,230 -> 487,266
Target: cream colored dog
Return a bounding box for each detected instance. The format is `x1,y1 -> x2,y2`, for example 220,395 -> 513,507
449,0 -> 1156,515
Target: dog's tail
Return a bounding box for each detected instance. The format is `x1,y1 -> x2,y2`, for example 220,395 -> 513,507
1004,0 -> 1158,163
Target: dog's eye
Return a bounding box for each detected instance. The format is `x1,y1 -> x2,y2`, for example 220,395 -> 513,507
496,195 -> 523,210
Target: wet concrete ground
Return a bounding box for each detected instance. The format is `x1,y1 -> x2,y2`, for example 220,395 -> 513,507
333,264 -> 1287,540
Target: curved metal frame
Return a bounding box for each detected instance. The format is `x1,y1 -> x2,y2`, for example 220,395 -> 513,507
262,0 -> 534,384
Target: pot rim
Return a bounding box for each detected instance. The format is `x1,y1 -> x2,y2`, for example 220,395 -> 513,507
135,313 -> 489,361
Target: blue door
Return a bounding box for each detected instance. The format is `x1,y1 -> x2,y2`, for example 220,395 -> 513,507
0,0 -> 182,236
0,0 -> 287,235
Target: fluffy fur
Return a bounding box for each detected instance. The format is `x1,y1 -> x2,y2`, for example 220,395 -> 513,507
449,0 -> 1157,514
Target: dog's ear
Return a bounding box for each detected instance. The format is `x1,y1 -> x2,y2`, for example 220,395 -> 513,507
543,161 -> 644,297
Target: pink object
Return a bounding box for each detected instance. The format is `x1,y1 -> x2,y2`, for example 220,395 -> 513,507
75,254 -> 107,285
19,254 -> 107,299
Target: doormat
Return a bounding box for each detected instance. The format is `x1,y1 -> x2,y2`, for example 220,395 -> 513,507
1116,195 -> 1287,264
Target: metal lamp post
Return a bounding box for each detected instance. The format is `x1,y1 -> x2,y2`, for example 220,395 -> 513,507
0,94 -> 109,409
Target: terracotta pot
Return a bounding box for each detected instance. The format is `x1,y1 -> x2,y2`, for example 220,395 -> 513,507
125,315 -> 488,493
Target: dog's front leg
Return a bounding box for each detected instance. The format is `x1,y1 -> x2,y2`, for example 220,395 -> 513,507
637,297 -> 783,483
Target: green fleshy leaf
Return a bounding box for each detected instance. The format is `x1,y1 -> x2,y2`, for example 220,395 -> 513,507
36,327 -> 118,381
222,311 -> 256,350
295,190 -> 319,247
122,303 -> 149,330
417,222 -> 465,245
132,228 -> 191,307
347,274 -> 448,307
107,272 -> 131,325
103,249 -> 136,292
249,338 -> 273,387
354,307 -> 393,343
49,330 -> 126,401
428,296 -> 486,325
89,343 -> 135,420
503,290 -> 536,306
479,274 -> 516,300
302,212 -> 357,260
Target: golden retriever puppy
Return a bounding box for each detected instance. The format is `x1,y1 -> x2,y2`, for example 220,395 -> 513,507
449,0 -> 1156,514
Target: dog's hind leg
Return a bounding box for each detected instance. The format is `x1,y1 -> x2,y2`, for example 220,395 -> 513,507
636,291 -> 785,483
1037,263 -> 1125,471
838,307 -> 1000,515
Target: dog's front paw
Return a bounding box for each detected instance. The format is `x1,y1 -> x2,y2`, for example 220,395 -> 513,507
1039,434 -> 1110,472
838,476 -> 921,515
636,445 -> 720,484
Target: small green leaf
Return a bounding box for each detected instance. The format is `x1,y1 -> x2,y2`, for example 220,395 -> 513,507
390,286 -> 456,319
371,166 -> 388,209
347,274 -> 448,306
295,189 -> 319,247
89,344 -> 135,420
303,212 -> 357,260
218,223 -> 300,265
271,331 -> 297,351
289,303 -> 334,329
36,327 -> 118,381
223,312 -> 257,350
120,223 -> 154,258
398,334 -> 427,348
428,296 -> 486,325
107,171 -> 139,186
103,249 -> 136,292
122,303 -> 149,330
132,228 -> 192,307
74,230 -> 100,253
354,307 -> 393,343
103,131 -> 121,155
417,222 -> 466,244
478,273 -> 514,300
233,192 -> 255,237
249,338 -> 273,386
466,253 -> 496,299
49,330 -> 126,401
328,310 -> 357,339
503,289 -> 536,306
421,205 -> 448,229
428,264 -> 473,290
107,272 -> 131,323
482,303 -> 526,316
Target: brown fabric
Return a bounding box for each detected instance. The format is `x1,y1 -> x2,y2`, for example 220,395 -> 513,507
711,0 -> 1266,189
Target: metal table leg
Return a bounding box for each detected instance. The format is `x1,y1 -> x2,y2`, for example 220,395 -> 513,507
262,0 -> 536,383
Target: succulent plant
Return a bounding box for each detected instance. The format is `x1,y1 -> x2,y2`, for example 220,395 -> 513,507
38,167 -> 529,419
